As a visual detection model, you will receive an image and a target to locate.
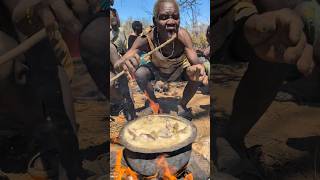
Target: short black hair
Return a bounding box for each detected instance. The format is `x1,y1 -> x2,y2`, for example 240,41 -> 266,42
132,21 -> 142,30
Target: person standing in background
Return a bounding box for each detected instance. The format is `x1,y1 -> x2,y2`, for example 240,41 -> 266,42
110,3 -> 127,55
128,21 -> 143,49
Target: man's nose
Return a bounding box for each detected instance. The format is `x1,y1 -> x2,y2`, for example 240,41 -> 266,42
166,18 -> 176,25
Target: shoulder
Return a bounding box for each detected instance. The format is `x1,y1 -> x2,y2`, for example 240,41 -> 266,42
177,27 -> 192,46
128,34 -> 136,38
178,27 -> 191,39
141,26 -> 153,35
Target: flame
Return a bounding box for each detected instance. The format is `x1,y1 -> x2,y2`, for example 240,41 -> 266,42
156,154 -> 194,180
114,149 -> 138,180
114,149 -> 124,180
156,155 -> 177,180
144,90 -> 161,114
114,151 -> 193,180
115,114 -> 126,123
184,173 -> 193,180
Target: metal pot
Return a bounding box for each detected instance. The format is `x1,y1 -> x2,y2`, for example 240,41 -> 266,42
119,114 -> 197,176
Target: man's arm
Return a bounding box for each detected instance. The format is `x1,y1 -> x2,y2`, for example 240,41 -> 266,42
178,28 -> 208,84
114,36 -> 148,73
178,28 -> 201,65
110,43 -> 120,66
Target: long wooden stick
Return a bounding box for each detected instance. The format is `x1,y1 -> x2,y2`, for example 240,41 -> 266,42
0,28 -> 47,65
110,33 -> 177,83
110,70 -> 126,82
142,33 -> 177,59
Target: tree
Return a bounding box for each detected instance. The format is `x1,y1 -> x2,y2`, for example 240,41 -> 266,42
178,0 -> 201,28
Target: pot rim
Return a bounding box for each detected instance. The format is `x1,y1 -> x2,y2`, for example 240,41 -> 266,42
119,114 -> 197,153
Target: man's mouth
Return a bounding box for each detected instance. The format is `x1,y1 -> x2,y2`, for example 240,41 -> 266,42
165,25 -> 177,31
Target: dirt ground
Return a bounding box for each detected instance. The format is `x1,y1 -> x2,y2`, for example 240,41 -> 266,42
5,58 -> 107,179
213,63 -> 320,180
110,79 -> 211,179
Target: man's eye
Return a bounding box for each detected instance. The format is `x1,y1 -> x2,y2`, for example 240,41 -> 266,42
158,14 -> 179,20
172,15 -> 179,20
159,15 -> 169,20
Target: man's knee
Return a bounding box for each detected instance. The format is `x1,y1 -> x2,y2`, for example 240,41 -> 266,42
135,67 -> 152,85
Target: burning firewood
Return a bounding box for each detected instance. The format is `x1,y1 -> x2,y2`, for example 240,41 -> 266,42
156,154 -> 194,180
114,149 -> 138,180
144,90 -> 161,114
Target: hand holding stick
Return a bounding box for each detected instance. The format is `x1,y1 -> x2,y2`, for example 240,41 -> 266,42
110,34 -> 177,83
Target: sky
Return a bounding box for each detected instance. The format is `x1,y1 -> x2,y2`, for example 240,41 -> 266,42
113,0 -> 210,27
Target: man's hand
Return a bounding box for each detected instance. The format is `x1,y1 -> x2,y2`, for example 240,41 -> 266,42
186,64 -> 208,85
12,0 -> 97,35
114,54 -> 140,77
244,8 -> 315,76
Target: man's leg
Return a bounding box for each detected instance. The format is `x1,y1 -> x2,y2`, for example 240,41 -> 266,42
80,16 -> 107,97
110,72 -> 123,102
135,66 -> 156,103
178,70 -> 202,118
110,71 -> 136,121
225,58 -> 289,157
180,81 -> 202,108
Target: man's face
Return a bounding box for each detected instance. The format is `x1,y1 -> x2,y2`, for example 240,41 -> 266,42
155,2 -> 180,37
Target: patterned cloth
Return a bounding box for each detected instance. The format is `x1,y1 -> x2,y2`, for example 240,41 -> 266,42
111,27 -> 127,55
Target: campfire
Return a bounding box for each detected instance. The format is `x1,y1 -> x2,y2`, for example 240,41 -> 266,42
113,149 -> 138,180
144,90 -> 161,114
113,149 -> 193,179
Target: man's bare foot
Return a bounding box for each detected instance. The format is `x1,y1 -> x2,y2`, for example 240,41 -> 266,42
177,104 -> 192,120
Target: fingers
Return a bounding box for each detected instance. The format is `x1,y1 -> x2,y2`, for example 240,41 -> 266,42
287,13 -> 304,46
186,64 -> 207,82
115,56 -> 139,74
130,57 -> 139,68
198,64 -> 206,76
37,6 -> 57,33
296,44 -> 315,76
195,67 -> 200,81
124,58 -> 136,73
48,0 -> 82,33
69,0 -> 88,14
134,53 -> 141,64
202,75 -> 209,86
244,14 -> 276,46
283,32 -> 306,64
276,9 -> 303,45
